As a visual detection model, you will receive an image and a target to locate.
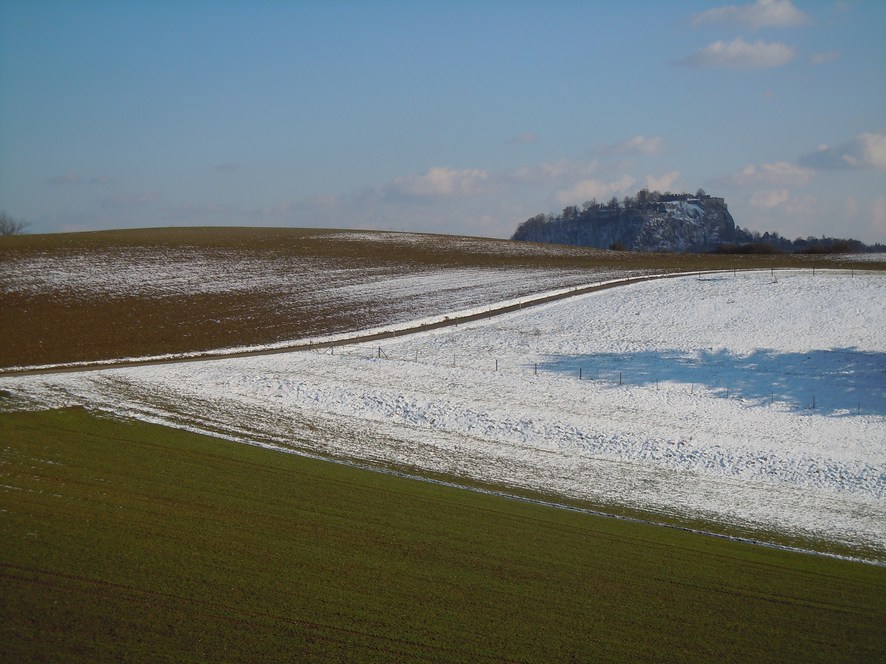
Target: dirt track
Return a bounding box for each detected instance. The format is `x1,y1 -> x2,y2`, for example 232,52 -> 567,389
2,271 -> 692,377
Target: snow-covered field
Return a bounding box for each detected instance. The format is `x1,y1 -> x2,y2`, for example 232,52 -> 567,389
2,270 -> 884,559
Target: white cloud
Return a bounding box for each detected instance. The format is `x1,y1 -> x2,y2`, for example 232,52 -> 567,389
645,171 -> 682,192
730,161 -> 815,187
555,175 -> 636,205
679,38 -> 795,68
47,173 -> 113,185
391,167 -> 490,198
507,131 -> 539,145
597,135 -> 665,156
871,197 -> 886,238
810,50 -> 840,65
750,189 -> 790,208
691,0 -> 811,30
101,192 -> 161,209
860,132 -> 886,170
799,132 -> 886,170
47,173 -> 82,185
511,159 -> 599,184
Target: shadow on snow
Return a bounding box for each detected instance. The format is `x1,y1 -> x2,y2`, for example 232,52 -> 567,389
537,347 -> 886,416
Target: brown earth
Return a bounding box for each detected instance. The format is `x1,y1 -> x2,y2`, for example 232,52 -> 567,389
2,226 -> 882,369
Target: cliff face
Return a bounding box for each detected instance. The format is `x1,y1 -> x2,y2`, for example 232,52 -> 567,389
512,197 -> 738,252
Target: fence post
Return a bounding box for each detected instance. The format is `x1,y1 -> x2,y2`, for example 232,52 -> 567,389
579,368 -> 582,380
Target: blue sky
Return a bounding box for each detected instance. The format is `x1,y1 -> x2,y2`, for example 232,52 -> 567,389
1,0 -> 884,242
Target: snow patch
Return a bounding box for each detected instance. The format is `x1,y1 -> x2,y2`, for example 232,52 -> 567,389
2,270 -> 884,558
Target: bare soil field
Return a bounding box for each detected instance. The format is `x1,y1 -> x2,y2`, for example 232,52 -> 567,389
2,226 -> 882,369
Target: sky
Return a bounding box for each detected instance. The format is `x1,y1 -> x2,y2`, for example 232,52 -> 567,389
1,0 -> 885,243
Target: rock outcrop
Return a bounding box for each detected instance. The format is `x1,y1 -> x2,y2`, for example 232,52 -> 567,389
512,193 -> 739,252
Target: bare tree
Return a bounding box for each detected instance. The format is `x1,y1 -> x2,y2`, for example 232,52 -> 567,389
0,211 -> 28,235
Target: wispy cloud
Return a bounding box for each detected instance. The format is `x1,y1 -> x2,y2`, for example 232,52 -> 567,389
750,188 -> 791,208
678,38 -> 795,68
799,132 -> 886,170
214,162 -> 243,172
507,131 -> 539,145
554,175 -> 636,205
510,159 -> 599,184
46,173 -> 114,185
645,171 -> 682,192
871,197 -> 886,237
101,191 -> 161,209
691,0 -> 812,30
810,50 -> 840,65
596,135 -> 664,156
728,161 -> 815,187
389,166 -> 490,198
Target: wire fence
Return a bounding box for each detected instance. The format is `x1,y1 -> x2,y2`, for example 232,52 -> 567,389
307,343 -> 880,416
300,269 -> 882,416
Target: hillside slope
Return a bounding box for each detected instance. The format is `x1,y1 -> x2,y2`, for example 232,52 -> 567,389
0,228 -> 616,368
3,227 -> 881,369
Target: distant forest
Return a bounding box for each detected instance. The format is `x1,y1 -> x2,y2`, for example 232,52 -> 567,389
715,234 -> 885,255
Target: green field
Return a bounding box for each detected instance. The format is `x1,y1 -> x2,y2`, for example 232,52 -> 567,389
3,408 -> 884,662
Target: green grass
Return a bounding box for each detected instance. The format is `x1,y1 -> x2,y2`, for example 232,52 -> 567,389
2,408 -> 884,662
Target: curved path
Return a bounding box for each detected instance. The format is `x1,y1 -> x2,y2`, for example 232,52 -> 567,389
3,270 -> 714,377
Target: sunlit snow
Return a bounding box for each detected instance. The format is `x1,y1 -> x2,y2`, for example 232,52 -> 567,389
3,270 -> 884,558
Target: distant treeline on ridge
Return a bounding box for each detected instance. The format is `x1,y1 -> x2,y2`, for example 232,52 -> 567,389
512,188 -> 884,254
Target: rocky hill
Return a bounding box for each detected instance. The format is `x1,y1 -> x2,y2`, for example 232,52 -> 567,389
512,191 -> 739,252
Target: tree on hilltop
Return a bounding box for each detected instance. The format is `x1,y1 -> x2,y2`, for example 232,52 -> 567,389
0,211 -> 28,235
